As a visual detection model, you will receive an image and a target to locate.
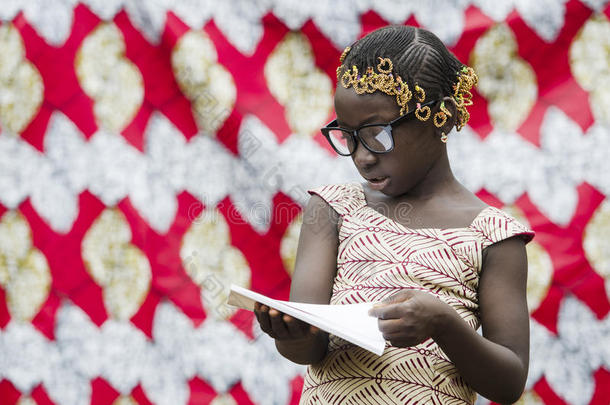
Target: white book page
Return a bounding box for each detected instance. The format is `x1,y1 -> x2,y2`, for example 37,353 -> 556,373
227,284 -> 386,356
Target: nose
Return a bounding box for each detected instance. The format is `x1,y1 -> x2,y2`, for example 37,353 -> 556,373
352,139 -> 378,169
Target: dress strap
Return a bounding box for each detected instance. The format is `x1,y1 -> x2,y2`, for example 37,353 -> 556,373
306,183 -> 366,216
470,206 -> 535,250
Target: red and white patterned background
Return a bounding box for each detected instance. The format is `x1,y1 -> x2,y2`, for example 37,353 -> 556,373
0,0 -> 609,404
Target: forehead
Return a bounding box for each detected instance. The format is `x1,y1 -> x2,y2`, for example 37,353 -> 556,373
334,85 -> 400,126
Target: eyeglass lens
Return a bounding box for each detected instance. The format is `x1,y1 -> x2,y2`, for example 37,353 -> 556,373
327,125 -> 393,155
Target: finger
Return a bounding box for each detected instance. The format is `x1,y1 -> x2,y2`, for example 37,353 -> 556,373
377,318 -> 405,334
253,302 -> 263,321
383,289 -> 415,304
255,304 -> 272,334
368,303 -> 389,317
368,291 -> 415,316
283,314 -> 308,338
369,303 -> 404,320
269,309 -> 291,339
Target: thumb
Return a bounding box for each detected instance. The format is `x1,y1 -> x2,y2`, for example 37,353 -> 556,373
383,289 -> 415,304
368,290 -> 416,316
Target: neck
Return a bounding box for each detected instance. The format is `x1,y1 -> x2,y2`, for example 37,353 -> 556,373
401,149 -> 461,201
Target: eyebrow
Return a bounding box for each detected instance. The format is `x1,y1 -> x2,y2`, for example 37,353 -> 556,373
336,114 -> 384,129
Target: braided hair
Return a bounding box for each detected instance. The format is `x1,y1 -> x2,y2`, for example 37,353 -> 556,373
338,25 -> 477,130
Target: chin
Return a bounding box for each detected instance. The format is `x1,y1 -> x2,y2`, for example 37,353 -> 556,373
382,182 -> 412,198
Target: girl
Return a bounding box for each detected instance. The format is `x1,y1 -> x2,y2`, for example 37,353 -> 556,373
254,25 -> 534,404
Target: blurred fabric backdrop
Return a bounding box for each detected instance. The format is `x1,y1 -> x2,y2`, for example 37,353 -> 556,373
0,0 -> 609,404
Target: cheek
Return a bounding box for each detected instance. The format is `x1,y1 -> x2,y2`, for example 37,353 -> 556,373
394,123 -> 434,147
393,126 -> 438,160
389,137 -> 424,168
384,137 -> 436,187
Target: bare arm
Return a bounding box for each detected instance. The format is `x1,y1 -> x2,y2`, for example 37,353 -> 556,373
369,235 -> 530,403
431,236 -> 530,403
254,194 -> 339,365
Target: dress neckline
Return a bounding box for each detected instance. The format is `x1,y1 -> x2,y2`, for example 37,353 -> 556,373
354,182 -> 493,232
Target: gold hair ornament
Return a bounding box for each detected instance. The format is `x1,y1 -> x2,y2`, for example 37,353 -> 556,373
414,84 -> 426,102
339,46 -> 351,63
336,47 -> 478,133
415,103 -> 431,121
440,100 -> 452,117
433,111 -> 447,127
433,100 -> 452,128
337,52 -> 414,115
452,66 -> 478,131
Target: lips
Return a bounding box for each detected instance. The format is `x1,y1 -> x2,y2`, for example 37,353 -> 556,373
366,176 -> 388,183
365,175 -> 390,191
361,171 -> 390,190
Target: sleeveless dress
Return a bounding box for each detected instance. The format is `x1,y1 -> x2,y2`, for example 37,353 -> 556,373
300,182 -> 535,405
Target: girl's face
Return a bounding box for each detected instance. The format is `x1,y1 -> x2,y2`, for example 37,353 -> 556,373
333,85 -> 443,198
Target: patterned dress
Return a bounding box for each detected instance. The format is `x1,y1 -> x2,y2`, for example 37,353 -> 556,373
300,182 -> 535,405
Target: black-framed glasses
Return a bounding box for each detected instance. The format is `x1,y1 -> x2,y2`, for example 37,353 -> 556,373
321,100 -> 437,156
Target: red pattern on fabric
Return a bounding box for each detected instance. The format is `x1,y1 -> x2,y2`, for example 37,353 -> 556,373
0,380 -> 21,405
509,0 -> 594,146
132,385 -> 155,405
590,368 -> 610,405
13,5 -> 100,150
31,384 -> 57,405
30,291 -> 61,340
90,378 -> 121,405
520,184 -> 609,322
533,377 -> 570,405
114,10 -> 199,150
187,377 -> 218,404
289,375 -> 305,405
0,287 -> 10,328
20,192 -> 108,326
216,193 -> 298,301
229,382 -> 257,405
120,191 -> 207,327
204,14 -> 292,153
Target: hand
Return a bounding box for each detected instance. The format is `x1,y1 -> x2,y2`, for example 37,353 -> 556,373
254,302 -> 320,341
368,289 -> 448,347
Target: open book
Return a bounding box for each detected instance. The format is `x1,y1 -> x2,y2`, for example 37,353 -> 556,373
227,284 -> 386,356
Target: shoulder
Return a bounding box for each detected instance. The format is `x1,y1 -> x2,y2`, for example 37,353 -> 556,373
470,206 -> 535,251
306,182 -> 366,217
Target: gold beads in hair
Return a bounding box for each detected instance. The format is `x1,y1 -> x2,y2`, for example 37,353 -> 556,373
440,100 -> 452,117
414,84 -> 426,102
433,112 -> 447,127
415,103 -> 431,121
337,56 -> 414,115
433,100 -> 452,127
339,46 -> 351,63
336,50 -> 479,132
452,66 -> 478,131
